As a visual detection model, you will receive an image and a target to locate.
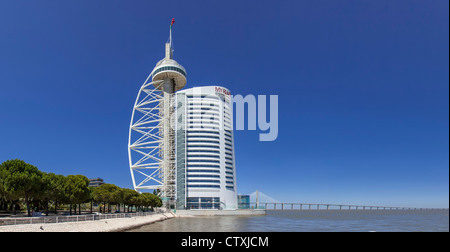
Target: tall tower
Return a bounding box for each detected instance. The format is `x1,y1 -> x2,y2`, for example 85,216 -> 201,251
151,27 -> 186,207
128,19 -> 186,209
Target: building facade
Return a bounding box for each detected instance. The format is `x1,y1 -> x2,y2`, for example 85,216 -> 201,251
175,86 -> 237,210
89,178 -> 104,188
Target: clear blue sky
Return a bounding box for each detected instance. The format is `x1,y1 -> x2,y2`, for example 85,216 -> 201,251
0,0 -> 448,208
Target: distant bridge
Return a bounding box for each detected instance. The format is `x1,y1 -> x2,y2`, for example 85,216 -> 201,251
250,202 -> 445,211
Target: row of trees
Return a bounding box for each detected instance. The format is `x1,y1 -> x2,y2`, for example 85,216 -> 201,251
0,159 -> 161,216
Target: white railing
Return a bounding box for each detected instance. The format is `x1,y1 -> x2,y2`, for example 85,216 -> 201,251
0,210 -> 164,226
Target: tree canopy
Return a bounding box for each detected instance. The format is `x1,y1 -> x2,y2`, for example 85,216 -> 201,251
0,159 -> 162,216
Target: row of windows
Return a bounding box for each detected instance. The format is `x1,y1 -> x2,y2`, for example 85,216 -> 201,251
188,160 -> 221,164
186,197 -> 220,210
185,126 -> 222,130
187,110 -> 219,115
187,140 -> 220,144
188,116 -> 220,121
153,65 -> 186,77
187,130 -> 220,135
188,107 -> 220,112
187,197 -> 220,203
188,102 -> 220,107
187,179 -> 220,184
187,155 -> 220,159
187,95 -> 219,100
188,123 -> 220,128
188,149 -> 220,154
187,144 -> 220,149
187,174 -> 220,178
187,135 -> 220,140
187,185 -> 220,188
187,164 -> 220,168
188,112 -> 220,116
188,169 -> 220,173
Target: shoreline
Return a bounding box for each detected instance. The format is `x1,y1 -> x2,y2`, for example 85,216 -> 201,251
0,213 -> 175,232
0,209 -> 265,232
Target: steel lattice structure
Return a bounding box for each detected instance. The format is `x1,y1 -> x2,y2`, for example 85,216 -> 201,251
128,22 -> 186,209
128,77 -> 165,192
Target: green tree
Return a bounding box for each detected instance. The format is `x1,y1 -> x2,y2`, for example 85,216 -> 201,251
122,188 -> 139,212
40,172 -> 67,215
64,175 -> 90,215
0,159 -> 43,216
92,183 -> 119,213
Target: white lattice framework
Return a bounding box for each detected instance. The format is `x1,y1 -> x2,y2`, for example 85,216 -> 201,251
128,74 -> 165,193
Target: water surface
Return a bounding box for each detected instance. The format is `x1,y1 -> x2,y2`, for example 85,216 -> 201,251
127,210 -> 449,232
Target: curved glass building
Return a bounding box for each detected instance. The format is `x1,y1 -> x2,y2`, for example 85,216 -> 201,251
175,86 -> 237,210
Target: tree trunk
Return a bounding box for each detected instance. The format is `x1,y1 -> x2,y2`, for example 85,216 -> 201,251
45,199 -> 49,216
25,193 -> 31,217
69,204 -> 72,215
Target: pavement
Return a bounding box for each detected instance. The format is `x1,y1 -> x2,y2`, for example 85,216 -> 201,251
0,213 -> 175,232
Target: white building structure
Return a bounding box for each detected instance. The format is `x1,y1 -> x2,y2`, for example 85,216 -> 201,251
175,86 -> 237,210
128,22 -> 237,210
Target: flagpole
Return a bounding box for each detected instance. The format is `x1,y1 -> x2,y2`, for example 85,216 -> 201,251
169,24 -> 172,47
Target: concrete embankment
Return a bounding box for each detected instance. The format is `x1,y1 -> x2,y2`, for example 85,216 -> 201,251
0,213 -> 175,232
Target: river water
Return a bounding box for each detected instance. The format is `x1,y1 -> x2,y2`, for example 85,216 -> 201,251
127,209 -> 449,232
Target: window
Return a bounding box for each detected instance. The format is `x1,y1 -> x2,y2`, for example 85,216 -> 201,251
188,169 -> 220,173
187,154 -> 220,159
188,149 -> 220,154
186,197 -> 220,210
188,160 -> 221,164
187,179 -> 220,183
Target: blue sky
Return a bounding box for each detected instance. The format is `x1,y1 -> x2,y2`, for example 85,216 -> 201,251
0,0 -> 448,208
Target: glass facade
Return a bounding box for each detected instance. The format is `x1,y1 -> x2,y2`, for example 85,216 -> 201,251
152,65 -> 187,77
238,195 -> 250,209
187,197 -> 221,209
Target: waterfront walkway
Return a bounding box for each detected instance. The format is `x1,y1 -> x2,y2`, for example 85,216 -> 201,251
0,212 -> 175,232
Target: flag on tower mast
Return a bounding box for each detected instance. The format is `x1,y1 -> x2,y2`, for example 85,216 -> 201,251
169,18 -> 175,54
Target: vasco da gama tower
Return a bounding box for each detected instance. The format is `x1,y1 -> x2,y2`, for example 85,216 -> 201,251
128,20 -> 238,210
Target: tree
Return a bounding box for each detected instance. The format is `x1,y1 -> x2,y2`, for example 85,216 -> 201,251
122,188 -> 139,212
40,172 -> 66,215
64,175 -> 90,215
92,183 -> 119,213
0,159 -> 43,216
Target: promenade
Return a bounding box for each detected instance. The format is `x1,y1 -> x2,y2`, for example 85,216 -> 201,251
0,213 -> 175,232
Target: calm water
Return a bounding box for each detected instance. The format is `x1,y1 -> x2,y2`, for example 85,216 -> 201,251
127,210 -> 449,232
